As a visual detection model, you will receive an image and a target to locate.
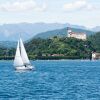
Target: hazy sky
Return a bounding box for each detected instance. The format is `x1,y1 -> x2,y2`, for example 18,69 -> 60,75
0,0 -> 99,27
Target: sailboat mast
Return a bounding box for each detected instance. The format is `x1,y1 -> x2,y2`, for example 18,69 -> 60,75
19,41 -> 21,55
19,33 -> 21,55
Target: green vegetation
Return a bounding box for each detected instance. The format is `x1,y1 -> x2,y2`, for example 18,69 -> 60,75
88,32 -> 100,52
0,32 -> 100,60
0,47 -> 15,60
25,36 -> 94,59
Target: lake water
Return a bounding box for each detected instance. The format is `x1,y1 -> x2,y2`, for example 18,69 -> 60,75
0,60 -> 100,100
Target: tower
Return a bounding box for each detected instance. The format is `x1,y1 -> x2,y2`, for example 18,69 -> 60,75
67,27 -> 72,37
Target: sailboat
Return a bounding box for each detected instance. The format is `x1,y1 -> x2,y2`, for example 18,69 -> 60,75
14,37 -> 34,70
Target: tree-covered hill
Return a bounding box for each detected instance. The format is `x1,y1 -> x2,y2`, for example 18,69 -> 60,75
88,32 -> 100,52
0,46 -> 15,60
25,37 -> 94,59
0,32 -> 99,60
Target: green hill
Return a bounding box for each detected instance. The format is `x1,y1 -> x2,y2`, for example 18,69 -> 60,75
0,31 -> 99,60
88,32 -> 100,52
25,37 -> 94,59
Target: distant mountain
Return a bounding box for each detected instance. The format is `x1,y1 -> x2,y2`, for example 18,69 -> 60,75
33,27 -> 94,39
0,22 -> 98,41
92,26 -> 100,32
0,22 -> 89,41
0,27 -> 94,48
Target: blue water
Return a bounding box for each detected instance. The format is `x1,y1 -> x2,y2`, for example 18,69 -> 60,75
0,60 -> 100,100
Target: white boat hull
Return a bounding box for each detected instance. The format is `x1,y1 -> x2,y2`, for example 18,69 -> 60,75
15,65 -> 34,71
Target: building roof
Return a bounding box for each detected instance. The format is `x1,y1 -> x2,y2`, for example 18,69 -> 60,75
69,32 -> 86,35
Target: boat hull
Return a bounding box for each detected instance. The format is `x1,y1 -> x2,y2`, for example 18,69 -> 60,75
15,65 -> 34,71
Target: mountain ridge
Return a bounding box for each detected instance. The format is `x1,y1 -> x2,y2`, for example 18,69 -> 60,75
0,22 -> 98,41
33,27 -> 94,39
0,27 -> 95,48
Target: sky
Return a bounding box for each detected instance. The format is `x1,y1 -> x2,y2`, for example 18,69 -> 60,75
0,0 -> 99,28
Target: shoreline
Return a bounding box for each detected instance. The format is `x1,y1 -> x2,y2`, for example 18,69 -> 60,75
0,59 -> 99,62
0,56 -> 93,60
0,58 -> 93,61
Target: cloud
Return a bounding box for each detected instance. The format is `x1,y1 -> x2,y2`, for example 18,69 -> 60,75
63,0 -> 95,12
34,3 -> 47,12
0,0 -> 47,12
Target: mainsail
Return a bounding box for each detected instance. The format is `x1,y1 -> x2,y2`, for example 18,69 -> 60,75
19,38 -> 30,65
14,40 -> 24,67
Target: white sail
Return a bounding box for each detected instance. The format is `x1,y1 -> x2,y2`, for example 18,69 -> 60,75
19,38 -> 30,65
14,41 -> 24,67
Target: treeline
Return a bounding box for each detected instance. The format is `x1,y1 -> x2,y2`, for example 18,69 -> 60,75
0,47 -> 15,60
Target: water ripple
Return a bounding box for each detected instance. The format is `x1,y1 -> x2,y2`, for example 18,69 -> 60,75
0,60 -> 100,100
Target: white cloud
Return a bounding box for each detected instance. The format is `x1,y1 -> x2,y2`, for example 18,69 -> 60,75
34,3 -> 47,12
63,0 -> 95,12
0,0 -> 47,12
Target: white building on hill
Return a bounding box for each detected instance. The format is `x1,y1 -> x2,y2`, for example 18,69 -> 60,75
67,28 -> 87,40
92,52 -> 100,60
